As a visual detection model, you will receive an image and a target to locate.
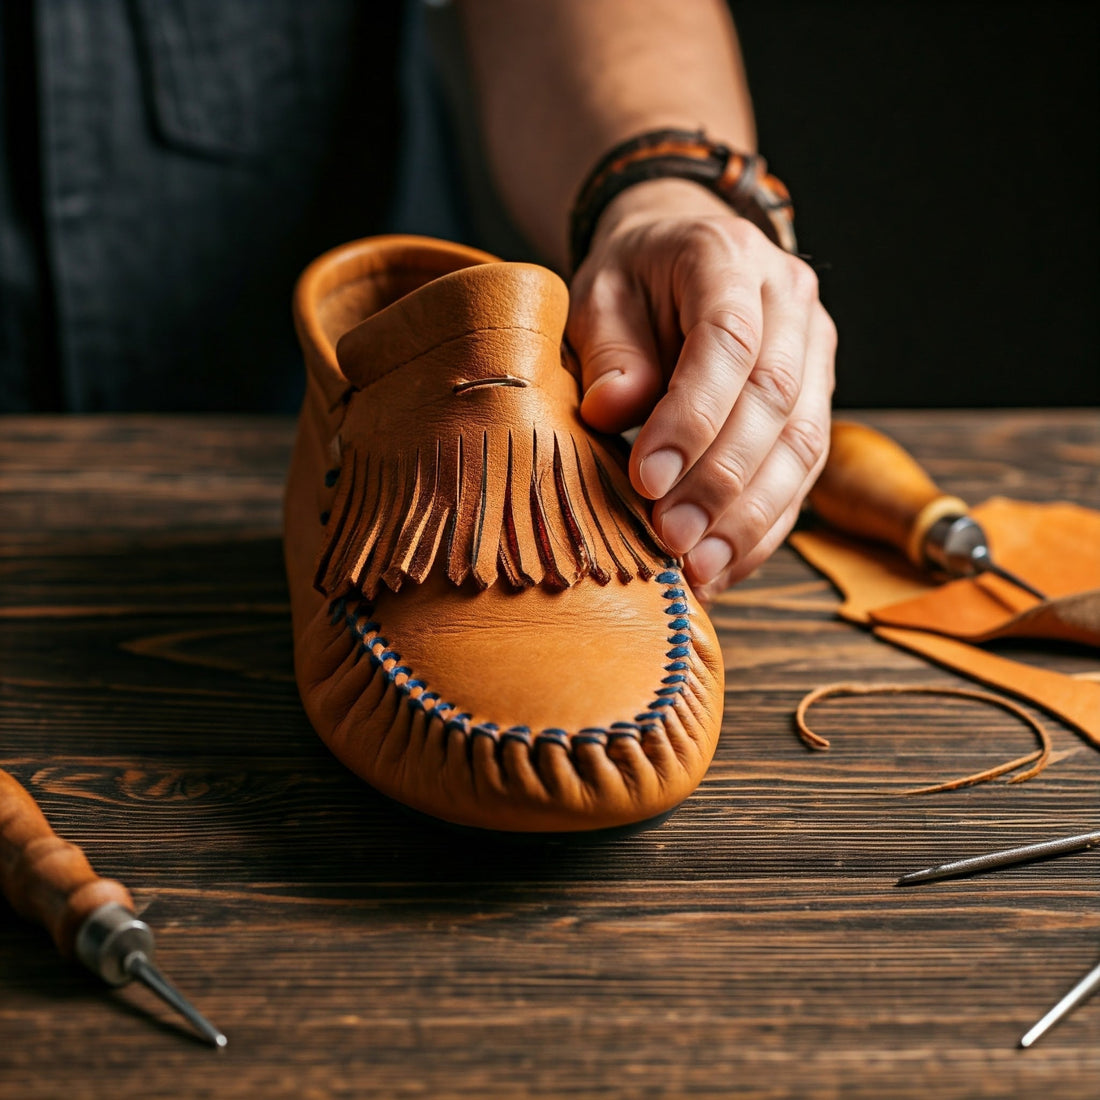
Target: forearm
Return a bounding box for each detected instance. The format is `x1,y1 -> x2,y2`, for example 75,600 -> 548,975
458,0 -> 757,269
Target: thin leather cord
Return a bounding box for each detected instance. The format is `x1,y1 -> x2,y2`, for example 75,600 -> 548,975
795,683 -> 1053,794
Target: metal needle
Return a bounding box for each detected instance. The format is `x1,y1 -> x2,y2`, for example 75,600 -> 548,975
970,544 -> 1047,601
1020,958 -> 1100,1048
896,829 -> 1100,886
126,951 -> 228,1048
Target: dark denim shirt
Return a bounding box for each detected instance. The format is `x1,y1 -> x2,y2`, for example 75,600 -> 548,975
1,0 -> 403,412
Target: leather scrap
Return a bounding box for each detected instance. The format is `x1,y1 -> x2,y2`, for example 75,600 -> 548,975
873,626 -> 1100,749
790,495 -> 1100,761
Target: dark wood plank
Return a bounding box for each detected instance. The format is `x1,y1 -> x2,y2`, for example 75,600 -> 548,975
1,412 -> 1098,1099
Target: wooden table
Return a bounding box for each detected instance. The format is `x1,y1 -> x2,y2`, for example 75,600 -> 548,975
1,411 -> 1097,1099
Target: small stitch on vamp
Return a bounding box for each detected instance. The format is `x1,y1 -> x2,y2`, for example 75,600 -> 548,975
327,561 -> 693,758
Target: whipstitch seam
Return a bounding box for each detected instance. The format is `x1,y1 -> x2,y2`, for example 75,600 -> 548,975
328,563 -> 692,754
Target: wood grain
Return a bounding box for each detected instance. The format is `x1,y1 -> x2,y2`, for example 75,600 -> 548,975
1,411 -> 1098,1099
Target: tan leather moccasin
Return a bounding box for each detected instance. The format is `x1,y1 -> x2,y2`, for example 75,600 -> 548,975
284,236 -> 725,833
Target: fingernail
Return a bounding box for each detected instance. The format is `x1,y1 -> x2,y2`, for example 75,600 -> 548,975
687,537 -> 734,585
638,448 -> 684,499
658,502 -> 709,553
583,369 -> 624,401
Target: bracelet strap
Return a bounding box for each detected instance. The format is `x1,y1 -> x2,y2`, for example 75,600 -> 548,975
568,128 -> 797,272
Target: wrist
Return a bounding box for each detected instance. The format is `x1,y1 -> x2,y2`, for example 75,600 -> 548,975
568,128 -> 797,272
588,177 -> 736,251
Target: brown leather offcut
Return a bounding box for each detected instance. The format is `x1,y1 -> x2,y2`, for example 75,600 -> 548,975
284,236 -> 725,832
791,497 -> 1100,751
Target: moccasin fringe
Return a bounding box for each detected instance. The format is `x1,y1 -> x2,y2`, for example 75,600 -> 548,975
315,426 -> 668,598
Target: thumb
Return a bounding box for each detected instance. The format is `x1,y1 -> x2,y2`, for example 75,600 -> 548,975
567,267 -> 665,435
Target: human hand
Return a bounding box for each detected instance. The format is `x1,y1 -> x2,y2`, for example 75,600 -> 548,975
567,177 -> 836,601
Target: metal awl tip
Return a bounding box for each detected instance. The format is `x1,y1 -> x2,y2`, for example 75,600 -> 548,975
125,952 -> 227,1048
984,561 -> 1047,602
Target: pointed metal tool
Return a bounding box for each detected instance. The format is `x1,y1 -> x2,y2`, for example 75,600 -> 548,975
897,828 -> 1099,1046
810,421 -> 1048,601
1019,958 -> 1100,1048
922,514 -> 1047,600
896,829 -> 1100,886
1,768 -> 226,1047
76,902 -> 227,1048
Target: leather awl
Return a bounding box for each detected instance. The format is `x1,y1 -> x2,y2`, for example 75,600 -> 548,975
0,767 -> 226,1047
809,421 -> 1045,600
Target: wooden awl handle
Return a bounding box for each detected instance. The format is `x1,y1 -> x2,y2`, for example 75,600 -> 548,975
808,420 -> 969,567
0,768 -> 133,957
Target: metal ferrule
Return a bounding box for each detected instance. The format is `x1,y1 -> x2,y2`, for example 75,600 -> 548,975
923,514 -> 988,578
74,902 -> 157,986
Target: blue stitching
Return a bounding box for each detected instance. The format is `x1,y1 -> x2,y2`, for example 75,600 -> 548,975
536,729 -> 569,747
334,561 -> 694,758
573,732 -> 607,746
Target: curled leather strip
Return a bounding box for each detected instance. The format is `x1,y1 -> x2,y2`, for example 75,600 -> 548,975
568,127 -> 798,272
795,682 -> 1054,794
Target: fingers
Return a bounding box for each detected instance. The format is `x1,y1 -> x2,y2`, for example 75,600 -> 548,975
567,188 -> 836,596
686,302 -> 837,597
569,266 -> 665,435
640,237 -> 816,553
630,237 -> 767,504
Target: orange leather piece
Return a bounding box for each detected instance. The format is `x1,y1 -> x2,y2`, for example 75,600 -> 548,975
790,495 -> 1100,747
285,236 -> 725,832
787,528 -> 930,624
792,498 -> 1100,642
873,626 -> 1100,749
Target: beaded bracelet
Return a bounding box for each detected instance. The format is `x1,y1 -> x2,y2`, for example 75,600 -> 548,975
568,128 -> 797,272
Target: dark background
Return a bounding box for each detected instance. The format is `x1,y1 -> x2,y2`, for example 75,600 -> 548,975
729,1 -> 1098,408
415,1 -> 1098,409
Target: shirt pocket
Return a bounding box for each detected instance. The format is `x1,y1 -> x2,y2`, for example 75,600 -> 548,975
130,0 -> 318,161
